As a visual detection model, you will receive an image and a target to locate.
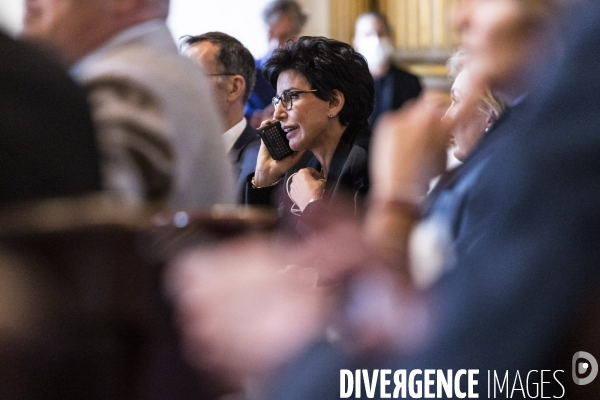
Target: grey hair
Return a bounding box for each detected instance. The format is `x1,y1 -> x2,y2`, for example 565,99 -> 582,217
263,0 -> 307,31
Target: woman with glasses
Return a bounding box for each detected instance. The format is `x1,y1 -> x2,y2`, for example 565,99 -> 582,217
244,36 -> 374,223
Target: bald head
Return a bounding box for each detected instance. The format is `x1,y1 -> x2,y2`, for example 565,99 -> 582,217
21,0 -> 170,65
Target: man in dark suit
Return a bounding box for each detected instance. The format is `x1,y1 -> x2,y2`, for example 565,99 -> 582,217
181,32 -> 261,203
0,30 -> 101,204
353,12 -> 422,126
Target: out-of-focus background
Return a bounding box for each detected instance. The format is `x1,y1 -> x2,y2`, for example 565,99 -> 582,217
0,0 -> 459,90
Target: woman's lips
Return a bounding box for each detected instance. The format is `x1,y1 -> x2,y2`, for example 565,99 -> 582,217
283,126 -> 298,139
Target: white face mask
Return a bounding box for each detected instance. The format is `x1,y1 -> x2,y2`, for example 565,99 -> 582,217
354,35 -> 394,74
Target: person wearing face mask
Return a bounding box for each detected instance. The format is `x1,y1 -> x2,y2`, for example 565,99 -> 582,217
353,12 -> 422,126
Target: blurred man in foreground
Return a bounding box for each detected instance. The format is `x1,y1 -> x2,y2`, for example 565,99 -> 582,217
22,0 -> 235,208
0,30 -> 100,204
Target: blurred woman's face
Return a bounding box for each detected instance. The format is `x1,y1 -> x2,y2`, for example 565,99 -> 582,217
454,0 -> 539,94
443,69 -> 490,161
273,70 -> 330,152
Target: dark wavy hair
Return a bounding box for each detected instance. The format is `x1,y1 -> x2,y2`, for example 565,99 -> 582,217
263,36 -> 374,127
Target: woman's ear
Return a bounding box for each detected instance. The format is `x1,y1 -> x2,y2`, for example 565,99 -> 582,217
486,110 -> 498,127
327,90 -> 345,118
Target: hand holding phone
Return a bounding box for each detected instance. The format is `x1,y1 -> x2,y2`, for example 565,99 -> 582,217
257,120 -> 296,161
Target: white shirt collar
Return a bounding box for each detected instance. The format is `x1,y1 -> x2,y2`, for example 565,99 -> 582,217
70,19 -> 166,78
222,118 -> 247,153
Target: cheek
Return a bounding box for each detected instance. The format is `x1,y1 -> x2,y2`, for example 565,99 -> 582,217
455,116 -> 486,149
292,111 -> 324,149
30,5 -> 71,41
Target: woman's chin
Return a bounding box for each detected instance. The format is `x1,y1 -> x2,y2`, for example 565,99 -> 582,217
289,140 -> 302,152
453,147 -> 466,162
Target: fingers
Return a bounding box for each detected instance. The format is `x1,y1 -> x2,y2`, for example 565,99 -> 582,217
303,167 -> 325,180
257,118 -> 278,130
288,168 -> 327,211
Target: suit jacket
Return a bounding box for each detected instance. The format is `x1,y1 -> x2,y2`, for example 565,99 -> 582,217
70,20 -> 235,208
0,31 -> 101,204
419,100 -> 528,261
265,2 -> 600,398
244,123 -> 370,226
229,120 -> 261,203
369,65 -> 422,126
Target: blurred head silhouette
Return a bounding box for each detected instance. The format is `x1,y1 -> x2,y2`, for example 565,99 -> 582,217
453,0 -> 562,100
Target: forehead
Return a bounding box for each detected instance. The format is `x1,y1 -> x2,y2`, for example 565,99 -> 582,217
269,14 -> 297,36
355,15 -> 387,37
276,69 -> 310,91
451,69 -> 474,94
467,0 -> 548,21
22,0 -> 105,41
27,0 -> 97,13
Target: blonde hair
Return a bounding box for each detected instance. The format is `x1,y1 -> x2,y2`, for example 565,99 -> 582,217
447,48 -> 506,121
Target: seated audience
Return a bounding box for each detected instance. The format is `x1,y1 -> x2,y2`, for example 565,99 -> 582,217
166,0 -> 600,398
353,11 -> 422,126
245,36 -> 374,227
21,0 -> 235,208
245,0 -> 308,128
0,30 -> 100,204
181,32 -> 261,203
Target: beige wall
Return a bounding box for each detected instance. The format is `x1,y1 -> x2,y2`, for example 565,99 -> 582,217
328,0 -> 370,44
297,0 -> 330,38
382,0 -> 459,50
323,0 -> 459,90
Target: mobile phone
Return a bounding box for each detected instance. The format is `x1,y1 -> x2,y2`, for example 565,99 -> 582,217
257,121 -> 296,161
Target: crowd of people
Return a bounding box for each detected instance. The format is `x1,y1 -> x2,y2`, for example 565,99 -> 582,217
1,0 -> 600,398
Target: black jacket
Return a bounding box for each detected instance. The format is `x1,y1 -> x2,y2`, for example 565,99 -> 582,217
244,123 -> 370,227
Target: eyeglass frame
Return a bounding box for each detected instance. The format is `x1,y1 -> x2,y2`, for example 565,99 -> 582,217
272,89 -> 318,111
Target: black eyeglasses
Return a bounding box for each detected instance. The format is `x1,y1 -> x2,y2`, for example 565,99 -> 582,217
272,90 -> 318,111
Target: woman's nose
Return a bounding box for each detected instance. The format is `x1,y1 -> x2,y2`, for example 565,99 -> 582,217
273,101 -> 287,120
441,107 -> 454,123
